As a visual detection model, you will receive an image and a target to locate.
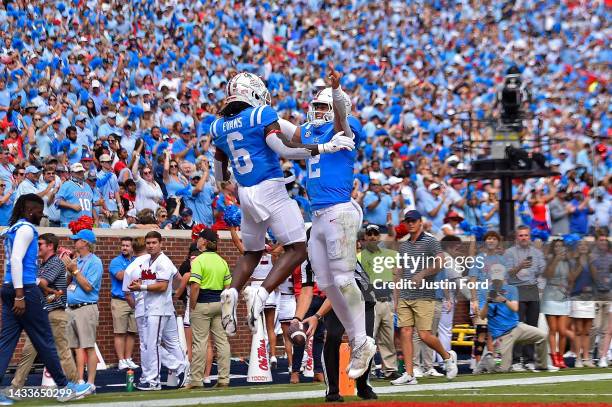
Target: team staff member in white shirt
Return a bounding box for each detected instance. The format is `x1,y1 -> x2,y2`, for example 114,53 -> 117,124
127,231 -> 189,390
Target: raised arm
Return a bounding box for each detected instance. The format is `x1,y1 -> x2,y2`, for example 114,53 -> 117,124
328,63 -> 353,139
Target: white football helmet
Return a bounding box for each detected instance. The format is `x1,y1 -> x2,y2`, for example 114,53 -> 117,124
224,72 -> 271,108
307,87 -> 351,126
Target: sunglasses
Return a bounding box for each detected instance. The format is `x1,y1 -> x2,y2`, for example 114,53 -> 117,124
17,172 -> 25,176
142,171 -> 152,175
170,164 -> 178,168
45,171 -> 54,175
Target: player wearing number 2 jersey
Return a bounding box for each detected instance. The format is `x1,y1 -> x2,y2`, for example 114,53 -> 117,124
212,72 -> 355,336
55,163 -> 97,227
282,64 -> 376,381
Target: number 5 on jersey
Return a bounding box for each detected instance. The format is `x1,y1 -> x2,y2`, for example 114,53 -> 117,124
227,132 -> 254,175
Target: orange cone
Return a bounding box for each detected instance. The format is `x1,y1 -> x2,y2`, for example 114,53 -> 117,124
339,343 -> 355,397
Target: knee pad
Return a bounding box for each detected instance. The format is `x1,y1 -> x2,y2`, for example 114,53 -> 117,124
473,340 -> 486,357
336,276 -> 364,306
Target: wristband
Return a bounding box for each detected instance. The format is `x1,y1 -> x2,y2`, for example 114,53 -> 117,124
293,316 -> 302,322
71,270 -> 80,276
141,285 -> 147,291
15,296 -> 25,301
315,313 -> 323,321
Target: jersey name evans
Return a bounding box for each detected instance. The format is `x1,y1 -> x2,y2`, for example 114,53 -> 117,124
222,117 -> 243,132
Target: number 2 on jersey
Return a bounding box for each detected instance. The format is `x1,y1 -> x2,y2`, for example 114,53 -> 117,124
308,155 -> 321,179
227,132 -> 254,175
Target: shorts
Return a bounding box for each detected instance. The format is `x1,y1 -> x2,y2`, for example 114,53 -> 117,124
238,179 -> 306,251
67,304 -> 99,349
250,280 -> 280,308
278,294 -> 296,322
111,298 -> 137,334
397,299 -> 435,331
571,301 -> 595,319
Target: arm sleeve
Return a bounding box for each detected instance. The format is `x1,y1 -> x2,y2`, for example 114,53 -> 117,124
10,226 -> 34,289
332,87 -> 353,139
265,133 -> 313,160
214,158 -> 230,182
277,118 -> 297,139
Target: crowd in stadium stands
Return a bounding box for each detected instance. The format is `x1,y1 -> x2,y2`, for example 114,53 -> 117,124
0,0 -> 609,395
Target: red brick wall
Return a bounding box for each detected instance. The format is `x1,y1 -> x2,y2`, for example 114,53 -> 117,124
0,229 -> 254,366
0,229 -> 471,366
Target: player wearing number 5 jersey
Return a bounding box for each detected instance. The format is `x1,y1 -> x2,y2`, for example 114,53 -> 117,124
281,64 -> 376,380
212,72 -> 354,336
55,163 -> 97,227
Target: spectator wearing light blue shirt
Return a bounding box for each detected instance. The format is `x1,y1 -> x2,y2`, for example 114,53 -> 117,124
363,180 -> 393,232
423,183 -> 448,233
108,237 -> 138,370
172,128 -> 200,164
65,229 -> 103,386
184,168 -> 215,227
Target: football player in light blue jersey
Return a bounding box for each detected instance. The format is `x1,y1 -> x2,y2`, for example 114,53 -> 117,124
0,194 -> 94,403
212,72 -> 355,337
280,64 -> 376,380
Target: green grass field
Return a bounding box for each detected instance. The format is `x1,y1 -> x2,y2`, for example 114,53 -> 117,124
11,368 -> 612,406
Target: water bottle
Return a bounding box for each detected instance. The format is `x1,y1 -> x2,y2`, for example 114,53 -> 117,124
126,369 -> 134,392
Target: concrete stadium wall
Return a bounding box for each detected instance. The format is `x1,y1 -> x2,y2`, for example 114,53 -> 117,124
0,228 -> 469,367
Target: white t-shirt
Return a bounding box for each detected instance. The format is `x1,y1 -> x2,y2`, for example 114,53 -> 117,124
122,254 -> 151,318
135,177 -> 164,212
142,253 -> 177,316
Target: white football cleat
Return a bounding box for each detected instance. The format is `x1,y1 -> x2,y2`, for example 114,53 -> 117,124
221,288 -> 238,336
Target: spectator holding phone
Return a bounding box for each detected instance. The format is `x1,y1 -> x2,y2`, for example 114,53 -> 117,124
503,225 -> 546,372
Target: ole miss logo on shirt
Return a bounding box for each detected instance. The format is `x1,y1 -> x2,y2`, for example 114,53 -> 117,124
139,266 -> 157,281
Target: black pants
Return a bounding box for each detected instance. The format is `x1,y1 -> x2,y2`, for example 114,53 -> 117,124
513,285 -> 540,364
292,295 -> 325,373
323,301 -> 375,397
0,284 -> 68,387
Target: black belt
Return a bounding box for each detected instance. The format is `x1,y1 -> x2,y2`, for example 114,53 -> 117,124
111,296 -> 126,301
281,293 -> 294,296
377,297 -> 392,302
68,302 -> 97,310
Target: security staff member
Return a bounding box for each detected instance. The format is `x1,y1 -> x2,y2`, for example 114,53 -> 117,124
188,229 -> 232,388
303,260 -> 377,402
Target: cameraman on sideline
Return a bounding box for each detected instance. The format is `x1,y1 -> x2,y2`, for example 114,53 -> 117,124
477,267 -> 558,373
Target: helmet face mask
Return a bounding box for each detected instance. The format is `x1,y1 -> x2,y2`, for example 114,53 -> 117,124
307,87 -> 351,126
224,72 -> 270,108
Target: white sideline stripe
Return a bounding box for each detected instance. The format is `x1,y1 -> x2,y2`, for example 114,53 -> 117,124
68,373 -> 612,407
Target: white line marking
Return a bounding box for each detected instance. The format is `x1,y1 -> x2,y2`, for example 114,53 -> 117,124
67,373 -> 612,407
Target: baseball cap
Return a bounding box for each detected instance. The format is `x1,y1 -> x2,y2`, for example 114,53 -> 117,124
56,164 -> 68,172
128,90 -> 139,97
81,152 -> 93,161
190,171 -> 203,180
75,114 -> 87,122
490,264 -> 507,281
404,209 -> 422,221
382,161 -> 393,169
198,228 -> 218,242
91,80 -> 100,88
24,165 -> 41,175
99,154 -> 111,162
69,229 -> 96,244
180,207 -> 193,217
428,182 -> 441,191
365,224 -> 380,235
107,112 -> 117,119
70,163 -> 85,172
